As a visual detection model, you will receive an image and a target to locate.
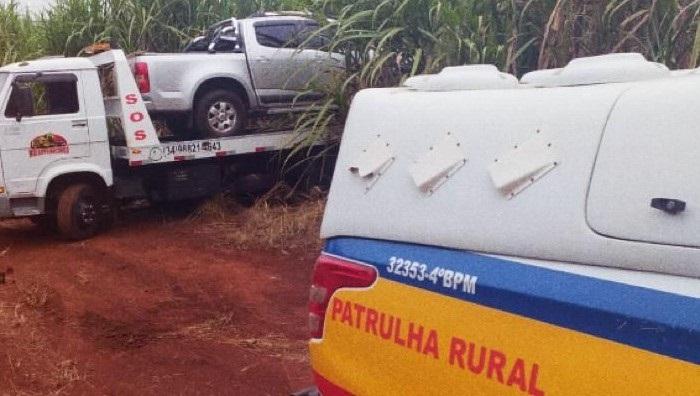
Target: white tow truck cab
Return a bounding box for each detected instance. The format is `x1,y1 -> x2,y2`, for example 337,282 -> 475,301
0,50 -> 311,239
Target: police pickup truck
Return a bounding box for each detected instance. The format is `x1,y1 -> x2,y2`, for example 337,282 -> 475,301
131,12 -> 343,138
307,53 -> 700,395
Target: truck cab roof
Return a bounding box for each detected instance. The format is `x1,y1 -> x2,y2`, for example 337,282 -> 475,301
0,56 -> 96,74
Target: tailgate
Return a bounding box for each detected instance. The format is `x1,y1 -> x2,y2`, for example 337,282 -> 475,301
310,237 -> 700,395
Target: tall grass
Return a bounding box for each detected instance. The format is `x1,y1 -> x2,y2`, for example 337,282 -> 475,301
4,0 -> 699,96
0,1 -> 45,65
2,0 -> 700,183
1,0 -> 311,60
290,0 -> 700,151
41,0 -> 244,55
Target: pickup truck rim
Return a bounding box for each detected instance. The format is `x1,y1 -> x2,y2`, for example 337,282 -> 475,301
207,101 -> 237,135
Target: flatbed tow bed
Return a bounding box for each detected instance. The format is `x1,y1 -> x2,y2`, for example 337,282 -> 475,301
111,129 -> 303,166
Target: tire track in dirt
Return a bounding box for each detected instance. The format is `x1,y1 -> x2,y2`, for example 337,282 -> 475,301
0,213 -> 317,394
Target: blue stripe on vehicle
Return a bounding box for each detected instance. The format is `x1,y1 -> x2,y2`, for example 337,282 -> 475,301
324,237 -> 700,365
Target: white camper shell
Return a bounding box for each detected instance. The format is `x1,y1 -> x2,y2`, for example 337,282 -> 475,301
322,53 -> 700,279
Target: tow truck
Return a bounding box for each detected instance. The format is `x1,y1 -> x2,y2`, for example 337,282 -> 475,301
0,49 -> 313,239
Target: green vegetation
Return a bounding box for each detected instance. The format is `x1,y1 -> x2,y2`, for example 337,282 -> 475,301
0,1 -> 44,64
2,0 -> 700,168
1,0 -> 311,60
289,0 -> 700,151
3,1 -> 698,72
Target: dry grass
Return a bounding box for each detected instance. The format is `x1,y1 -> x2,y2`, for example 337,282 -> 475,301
0,284 -> 87,395
226,199 -> 325,252
193,187 -> 326,253
172,314 -> 308,363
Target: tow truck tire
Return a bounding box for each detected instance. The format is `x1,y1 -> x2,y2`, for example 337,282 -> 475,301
56,184 -> 105,240
194,89 -> 247,138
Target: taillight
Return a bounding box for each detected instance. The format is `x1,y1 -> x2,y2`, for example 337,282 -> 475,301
133,62 -> 150,93
309,254 -> 377,339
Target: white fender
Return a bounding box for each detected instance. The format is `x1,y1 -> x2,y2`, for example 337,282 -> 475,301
36,160 -> 113,197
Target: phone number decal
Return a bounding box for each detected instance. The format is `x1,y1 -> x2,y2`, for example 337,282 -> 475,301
387,256 -> 478,295
163,140 -> 222,156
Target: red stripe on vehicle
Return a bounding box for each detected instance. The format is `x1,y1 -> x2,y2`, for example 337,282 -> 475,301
313,371 -> 353,396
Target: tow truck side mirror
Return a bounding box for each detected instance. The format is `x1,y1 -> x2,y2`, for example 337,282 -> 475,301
7,83 -> 34,122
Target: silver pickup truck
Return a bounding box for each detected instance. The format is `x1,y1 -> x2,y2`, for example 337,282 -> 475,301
130,14 -> 344,137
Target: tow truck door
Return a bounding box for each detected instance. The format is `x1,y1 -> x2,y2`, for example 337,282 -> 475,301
0,72 -> 89,195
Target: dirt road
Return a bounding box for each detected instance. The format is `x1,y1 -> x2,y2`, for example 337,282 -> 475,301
0,210 -> 317,395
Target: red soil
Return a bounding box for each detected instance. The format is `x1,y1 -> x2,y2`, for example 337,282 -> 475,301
0,210 -> 317,395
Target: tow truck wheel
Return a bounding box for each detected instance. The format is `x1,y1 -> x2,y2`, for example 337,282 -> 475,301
194,89 -> 247,137
56,184 -> 105,240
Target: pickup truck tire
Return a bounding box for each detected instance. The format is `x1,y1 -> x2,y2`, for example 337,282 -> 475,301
56,183 -> 105,240
194,89 -> 247,137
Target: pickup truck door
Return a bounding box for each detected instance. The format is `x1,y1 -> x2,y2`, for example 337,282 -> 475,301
0,72 -> 89,196
296,21 -> 345,90
246,20 -> 320,105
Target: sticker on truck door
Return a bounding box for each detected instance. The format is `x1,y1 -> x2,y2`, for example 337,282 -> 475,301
29,133 -> 69,157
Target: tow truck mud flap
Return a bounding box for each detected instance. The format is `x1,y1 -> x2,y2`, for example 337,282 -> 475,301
311,238 -> 700,395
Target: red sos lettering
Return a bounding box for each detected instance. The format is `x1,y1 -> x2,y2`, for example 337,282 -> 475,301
130,112 -> 144,122
125,93 -> 139,105
134,130 -> 147,141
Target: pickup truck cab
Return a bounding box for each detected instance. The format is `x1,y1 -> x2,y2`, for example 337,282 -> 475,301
132,14 -> 343,138
308,54 -> 700,395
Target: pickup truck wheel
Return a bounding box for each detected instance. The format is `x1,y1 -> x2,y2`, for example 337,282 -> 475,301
195,90 -> 247,137
56,184 -> 104,240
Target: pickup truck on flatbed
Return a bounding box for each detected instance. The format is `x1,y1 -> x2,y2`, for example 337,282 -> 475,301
131,13 -> 344,138
0,49 -> 315,239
